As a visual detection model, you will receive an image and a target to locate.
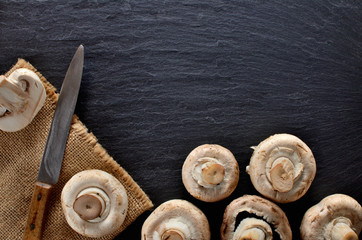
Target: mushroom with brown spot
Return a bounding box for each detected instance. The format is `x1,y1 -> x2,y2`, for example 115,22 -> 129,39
300,194 -> 362,240
0,68 -> 46,132
141,199 -> 210,240
61,169 -> 128,238
182,144 -> 239,202
221,195 -> 292,240
246,134 -> 316,203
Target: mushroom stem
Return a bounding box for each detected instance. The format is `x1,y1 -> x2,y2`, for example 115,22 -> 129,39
201,161 -> 225,185
192,157 -> 226,188
0,75 -> 27,114
269,157 -> 294,193
331,223 -> 358,240
237,228 -> 265,240
73,194 -> 103,221
73,187 -> 111,223
161,229 -> 186,240
156,218 -> 191,240
233,218 -> 273,240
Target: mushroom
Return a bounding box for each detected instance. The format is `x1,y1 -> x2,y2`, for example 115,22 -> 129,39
141,199 -> 210,240
246,134 -> 316,203
300,194 -> 362,240
0,68 -> 46,132
182,144 -> 239,202
61,169 -> 128,238
221,195 -> 292,240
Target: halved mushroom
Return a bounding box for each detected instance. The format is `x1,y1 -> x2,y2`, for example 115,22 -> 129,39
182,144 -> 239,202
61,169 -> 128,238
300,194 -> 362,240
141,199 -> 210,240
221,195 -> 292,240
246,134 -> 316,203
0,68 -> 46,132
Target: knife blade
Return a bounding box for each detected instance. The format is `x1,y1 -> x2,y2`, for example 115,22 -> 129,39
24,45 -> 84,240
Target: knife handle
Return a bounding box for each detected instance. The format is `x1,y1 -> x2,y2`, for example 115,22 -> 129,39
24,181 -> 52,240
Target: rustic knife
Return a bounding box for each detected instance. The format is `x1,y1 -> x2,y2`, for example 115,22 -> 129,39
24,45 -> 84,240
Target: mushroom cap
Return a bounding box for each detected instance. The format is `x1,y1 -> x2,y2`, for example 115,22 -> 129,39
300,194 -> 362,240
182,144 -> 239,202
141,199 -> 211,240
0,68 -> 46,132
221,195 -> 292,240
61,169 -> 128,238
247,133 -> 316,203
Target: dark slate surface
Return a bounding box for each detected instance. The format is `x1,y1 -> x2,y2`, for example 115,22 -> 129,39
1,1 -> 361,239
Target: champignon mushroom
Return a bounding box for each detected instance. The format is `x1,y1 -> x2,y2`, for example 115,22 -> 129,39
0,68 -> 46,132
182,144 -> 239,202
61,169 -> 128,238
246,134 -> 316,203
300,194 -> 362,240
141,199 -> 210,240
221,195 -> 292,240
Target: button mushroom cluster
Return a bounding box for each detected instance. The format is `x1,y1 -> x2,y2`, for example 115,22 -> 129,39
58,134 -> 359,239
0,68 -> 46,132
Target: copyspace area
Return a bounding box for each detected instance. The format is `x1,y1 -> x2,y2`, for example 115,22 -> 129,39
0,1 -> 361,239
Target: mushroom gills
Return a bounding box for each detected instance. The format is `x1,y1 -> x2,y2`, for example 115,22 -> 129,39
234,212 -> 280,240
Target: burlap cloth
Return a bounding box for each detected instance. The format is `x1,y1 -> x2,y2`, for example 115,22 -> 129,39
0,59 -> 153,239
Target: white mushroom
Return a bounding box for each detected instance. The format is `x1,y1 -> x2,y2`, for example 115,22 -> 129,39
182,144 -> 239,202
0,68 -> 46,132
141,199 -> 210,240
61,169 -> 128,238
221,195 -> 292,240
246,134 -> 316,203
300,194 -> 362,240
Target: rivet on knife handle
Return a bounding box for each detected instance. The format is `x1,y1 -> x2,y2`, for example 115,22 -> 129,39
23,45 -> 84,240
23,182 -> 52,240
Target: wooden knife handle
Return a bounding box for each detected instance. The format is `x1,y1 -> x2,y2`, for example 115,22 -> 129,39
24,181 -> 52,240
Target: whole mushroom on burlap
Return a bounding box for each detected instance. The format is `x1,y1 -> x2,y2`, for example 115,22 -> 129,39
300,194 -> 362,240
141,199 -> 211,240
61,169 -> 128,238
0,68 -> 46,132
221,195 -> 292,240
246,134 -> 316,203
182,144 -> 239,202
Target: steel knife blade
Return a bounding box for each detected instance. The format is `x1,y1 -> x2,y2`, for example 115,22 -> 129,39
24,45 -> 84,240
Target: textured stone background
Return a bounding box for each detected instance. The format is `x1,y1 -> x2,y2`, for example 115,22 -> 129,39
0,1 -> 361,239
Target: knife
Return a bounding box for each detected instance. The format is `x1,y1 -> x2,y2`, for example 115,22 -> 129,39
23,45 -> 84,240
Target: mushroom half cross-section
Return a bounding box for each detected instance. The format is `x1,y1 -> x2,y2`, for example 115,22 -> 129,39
246,134 -> 316,203
0,68 -> 46,132
300,194 -> 362,240
61,170 -> 128,238
141,199 -> 211,240
182,144 -> 239,202
221,195 -> 292,240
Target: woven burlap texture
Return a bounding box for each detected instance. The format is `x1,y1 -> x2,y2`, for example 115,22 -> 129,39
0,59 -> 153,240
